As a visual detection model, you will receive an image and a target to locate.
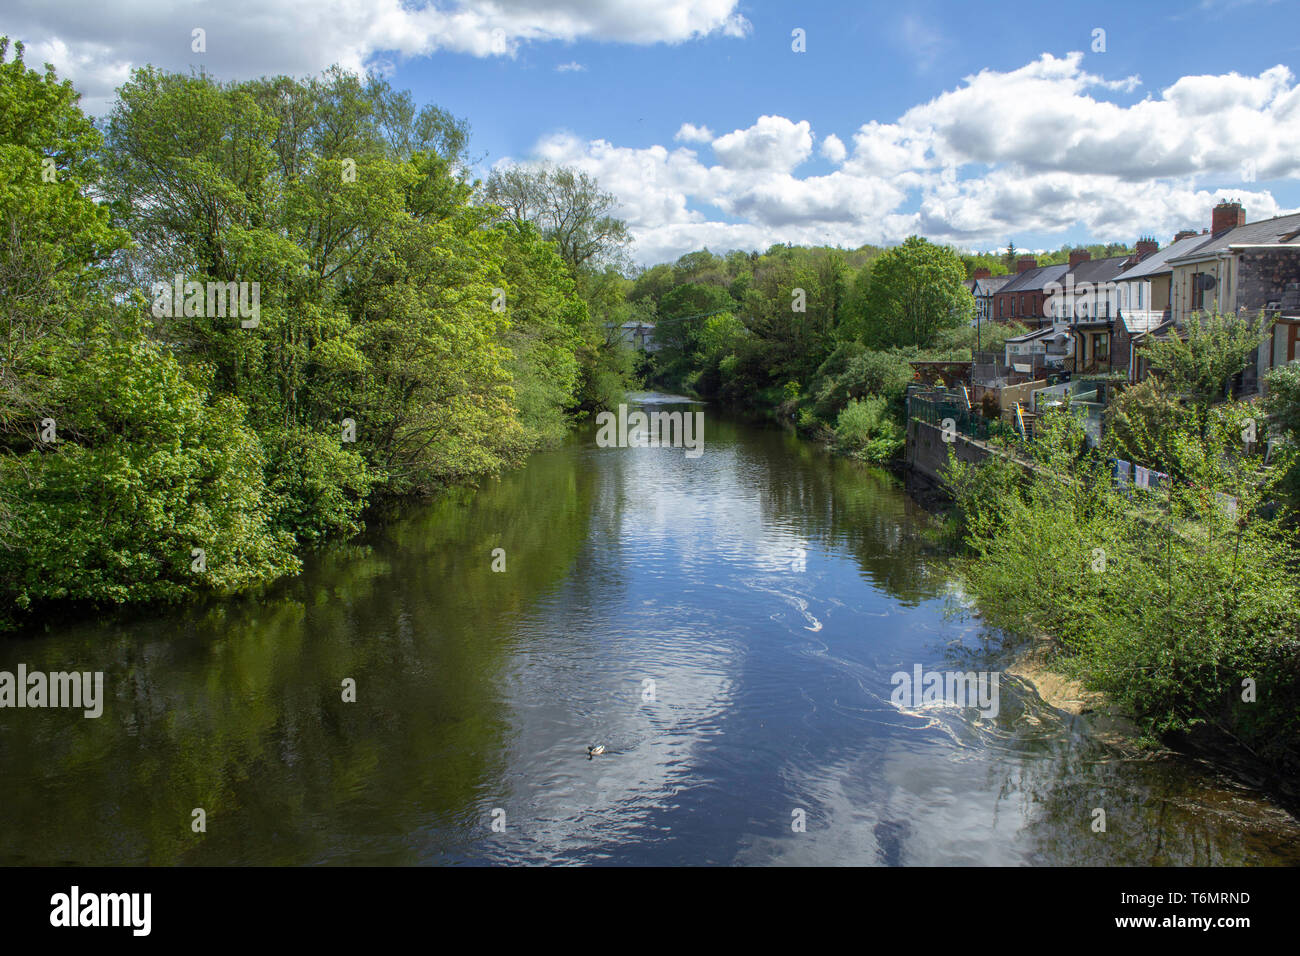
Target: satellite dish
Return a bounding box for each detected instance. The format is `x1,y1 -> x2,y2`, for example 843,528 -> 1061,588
1198,273 -> 1217,291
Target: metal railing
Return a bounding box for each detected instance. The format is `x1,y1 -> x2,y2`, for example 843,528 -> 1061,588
908,394 -> 1015,442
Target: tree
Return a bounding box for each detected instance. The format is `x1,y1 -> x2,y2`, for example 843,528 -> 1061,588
0,333 -> 300,624
1103,376 -> 1195,474
853,236 -> 973,349
1138,310 -> 1268,437
0,37 -> 128,427
103,66 -> 531,496
482,164 -> 631,273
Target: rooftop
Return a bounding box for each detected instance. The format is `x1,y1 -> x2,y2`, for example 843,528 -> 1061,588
1114,234 -> 1207,280
1168,211 -> 1300,264
999,263 -> 1068,294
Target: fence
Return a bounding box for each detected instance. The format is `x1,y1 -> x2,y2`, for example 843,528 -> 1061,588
908,392 -> 1015,442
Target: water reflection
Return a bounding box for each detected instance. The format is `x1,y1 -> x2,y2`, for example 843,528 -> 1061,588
0,396 -> 1296,865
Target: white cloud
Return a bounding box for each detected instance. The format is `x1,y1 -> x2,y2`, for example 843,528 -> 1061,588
6,0 -> 750,114
820,133 -> 847,165
674,123 -> 714,144
712,115 -> 813,171
555,61 -> 586,72
847,53 -> 1300,182
499,53 -> 1300,264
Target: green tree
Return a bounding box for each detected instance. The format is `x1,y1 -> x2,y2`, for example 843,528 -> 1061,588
482,164 -> 631,273
1139,311 -> 1267,437
853,236 -> 973,349
0,37 -> 128,426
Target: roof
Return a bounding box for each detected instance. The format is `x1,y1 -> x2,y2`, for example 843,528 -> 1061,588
1133,319 -> 1180,342
1120,311 -> 1170,335
972,273 -> 1014,294
1167,212 -> 1300,264
1005,325 -> 1060,343
999,263 -> 1068,294
1114,235 -> 1207,281
1068,254 -> 1131,286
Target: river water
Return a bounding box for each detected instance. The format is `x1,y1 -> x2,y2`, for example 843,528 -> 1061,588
2,394 -> 1297,865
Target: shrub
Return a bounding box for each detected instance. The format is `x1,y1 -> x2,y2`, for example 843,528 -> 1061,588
834,396 -> 904,462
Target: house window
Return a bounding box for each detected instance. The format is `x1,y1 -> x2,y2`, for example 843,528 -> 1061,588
1192,273 -> 1205,310
1136,284 -> 1143,309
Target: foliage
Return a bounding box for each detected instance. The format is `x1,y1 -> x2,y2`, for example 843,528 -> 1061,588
850,236 -> 974,349
834,396 -> 904,463
0,335 -> 299,625
947,407 -> 1300,770
1139,311 -> 1268,433
0,48 -> 626,627
483,163 -> 631,272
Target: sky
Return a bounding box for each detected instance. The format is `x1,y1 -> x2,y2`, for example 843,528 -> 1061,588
6,0 -> 1300,266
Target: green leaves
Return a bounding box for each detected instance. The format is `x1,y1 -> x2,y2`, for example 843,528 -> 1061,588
0,337 -> 299,615
951,404 -> 1300,768
851,236 -> 973,350
0,54 -> 603,628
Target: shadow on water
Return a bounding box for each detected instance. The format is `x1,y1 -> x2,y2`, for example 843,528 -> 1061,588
1,395 -> 1297,865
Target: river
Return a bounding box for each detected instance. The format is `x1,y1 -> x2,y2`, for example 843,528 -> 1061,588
1,394 -> 1297,865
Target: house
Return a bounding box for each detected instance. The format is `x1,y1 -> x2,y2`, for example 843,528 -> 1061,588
1004,324 -> 1072,371
991,257 -> 1069,326
966,269 -> 1014,325
1050,250 -> 1134,374
1164,201 -> 1300,392
1167,202 -> 1300,324
1109,234 -> 1210,382
1262,312 -> 1300,377
1113,236 -> 1198,328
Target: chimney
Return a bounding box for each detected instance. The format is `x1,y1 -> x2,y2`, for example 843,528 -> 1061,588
1017,256 -> 1037,273
1173,229 -> 1197,242
1134,237 -> 1158,261
1211,200 -> 1245,235
973,267 -> 991,279
1069,248 -> 1091,268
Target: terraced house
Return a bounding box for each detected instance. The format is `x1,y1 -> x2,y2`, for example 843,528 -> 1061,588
1163,201 -> 1300,394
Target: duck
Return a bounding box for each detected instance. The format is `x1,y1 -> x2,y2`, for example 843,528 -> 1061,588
587,745 -> 606,759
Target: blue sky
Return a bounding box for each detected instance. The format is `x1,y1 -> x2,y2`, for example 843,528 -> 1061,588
9,0 -> 1300,264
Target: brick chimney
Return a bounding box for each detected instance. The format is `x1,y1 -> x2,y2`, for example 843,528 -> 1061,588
1212,200 -> 1245,235
1173,229 -> 1197,242
1017,256 -> 1037,273
973,267 -> 991,279
1069,248 -> 1091,268
1134,237 -> 1158,260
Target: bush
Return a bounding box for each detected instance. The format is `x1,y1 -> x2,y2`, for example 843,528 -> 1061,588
0,339 -> 300,625
834,396 -> 904,462
262,426 -> 380,545
950,407 -> 1300,771
812,347 -> 914,422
